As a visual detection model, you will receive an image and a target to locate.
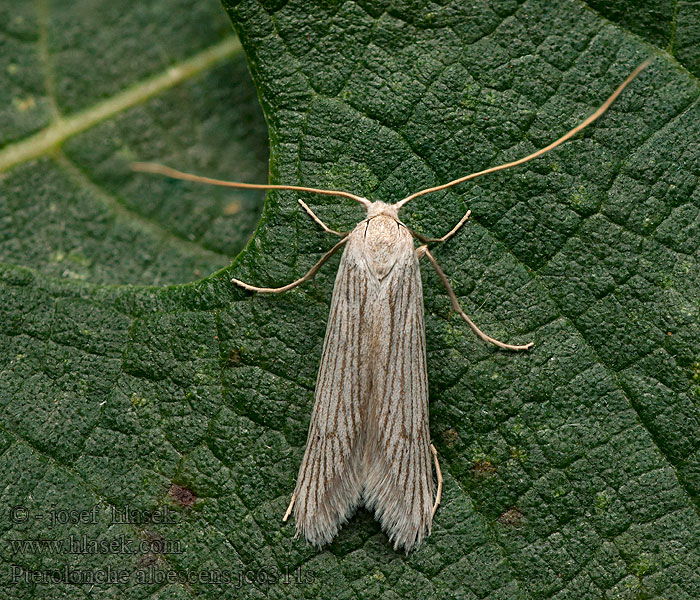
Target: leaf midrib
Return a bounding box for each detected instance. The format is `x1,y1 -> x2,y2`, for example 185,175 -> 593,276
0,36 -> 242,173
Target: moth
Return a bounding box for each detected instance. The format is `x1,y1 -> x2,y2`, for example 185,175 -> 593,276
133,61 -> 648,551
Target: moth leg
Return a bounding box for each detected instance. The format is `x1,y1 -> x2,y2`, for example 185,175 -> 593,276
298,199 -> 346,236
282,492 -> 296,522
232,236 -> 348,294
421,246 -> 534,351
430,443 -> 443,517
411,210 -> 472,244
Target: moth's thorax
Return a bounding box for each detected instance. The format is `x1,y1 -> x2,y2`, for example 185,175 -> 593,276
354,202 -> 413,281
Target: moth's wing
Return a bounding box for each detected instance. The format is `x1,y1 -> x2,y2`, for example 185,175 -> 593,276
363,244 -> 434,552
290,235 -> 373,547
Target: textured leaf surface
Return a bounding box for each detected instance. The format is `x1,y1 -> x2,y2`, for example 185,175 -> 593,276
582,0 -> 700,78
2,0 -> 700,599
0,0 -> 268,285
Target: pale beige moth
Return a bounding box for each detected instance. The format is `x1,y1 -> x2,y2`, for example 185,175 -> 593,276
133,61 -> 648,551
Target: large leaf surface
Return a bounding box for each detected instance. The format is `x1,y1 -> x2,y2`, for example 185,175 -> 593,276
582,0 -> 700,78
0,0 -> 269,285
2,0 -> 700,598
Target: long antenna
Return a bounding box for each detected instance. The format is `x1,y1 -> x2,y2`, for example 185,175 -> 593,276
131,162 -> 371,207
394,59 -> 650,210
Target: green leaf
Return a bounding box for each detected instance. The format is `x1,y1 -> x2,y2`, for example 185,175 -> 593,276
582,0 -> 700,78
0,0 -> 269,285
2,1 -> 700,599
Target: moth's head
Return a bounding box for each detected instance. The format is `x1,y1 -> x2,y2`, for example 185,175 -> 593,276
366,201 -> 399,221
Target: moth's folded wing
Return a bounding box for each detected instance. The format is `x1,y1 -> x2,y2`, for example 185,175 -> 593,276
363,248 -> 434,551
291,241 -> 371,547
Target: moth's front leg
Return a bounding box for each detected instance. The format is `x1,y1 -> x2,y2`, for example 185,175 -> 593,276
411,210 -> 471,245
297,199 -> 347,237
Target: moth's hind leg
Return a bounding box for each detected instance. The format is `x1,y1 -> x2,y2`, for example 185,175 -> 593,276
430,444 -> 443,517
419,246 -> 534,351
232,236 -> 348,294
283,492 -> 296,522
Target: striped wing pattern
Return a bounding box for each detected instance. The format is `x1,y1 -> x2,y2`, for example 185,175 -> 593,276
362,237 -> 434,551
291,215 -> 434,551
291,237 -> 370,546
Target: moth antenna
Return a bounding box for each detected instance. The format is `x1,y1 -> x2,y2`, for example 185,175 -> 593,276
131,162 -> 372,207
395,59 -> 650,210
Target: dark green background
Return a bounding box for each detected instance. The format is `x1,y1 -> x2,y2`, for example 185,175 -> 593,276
1,0 -> 699,598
